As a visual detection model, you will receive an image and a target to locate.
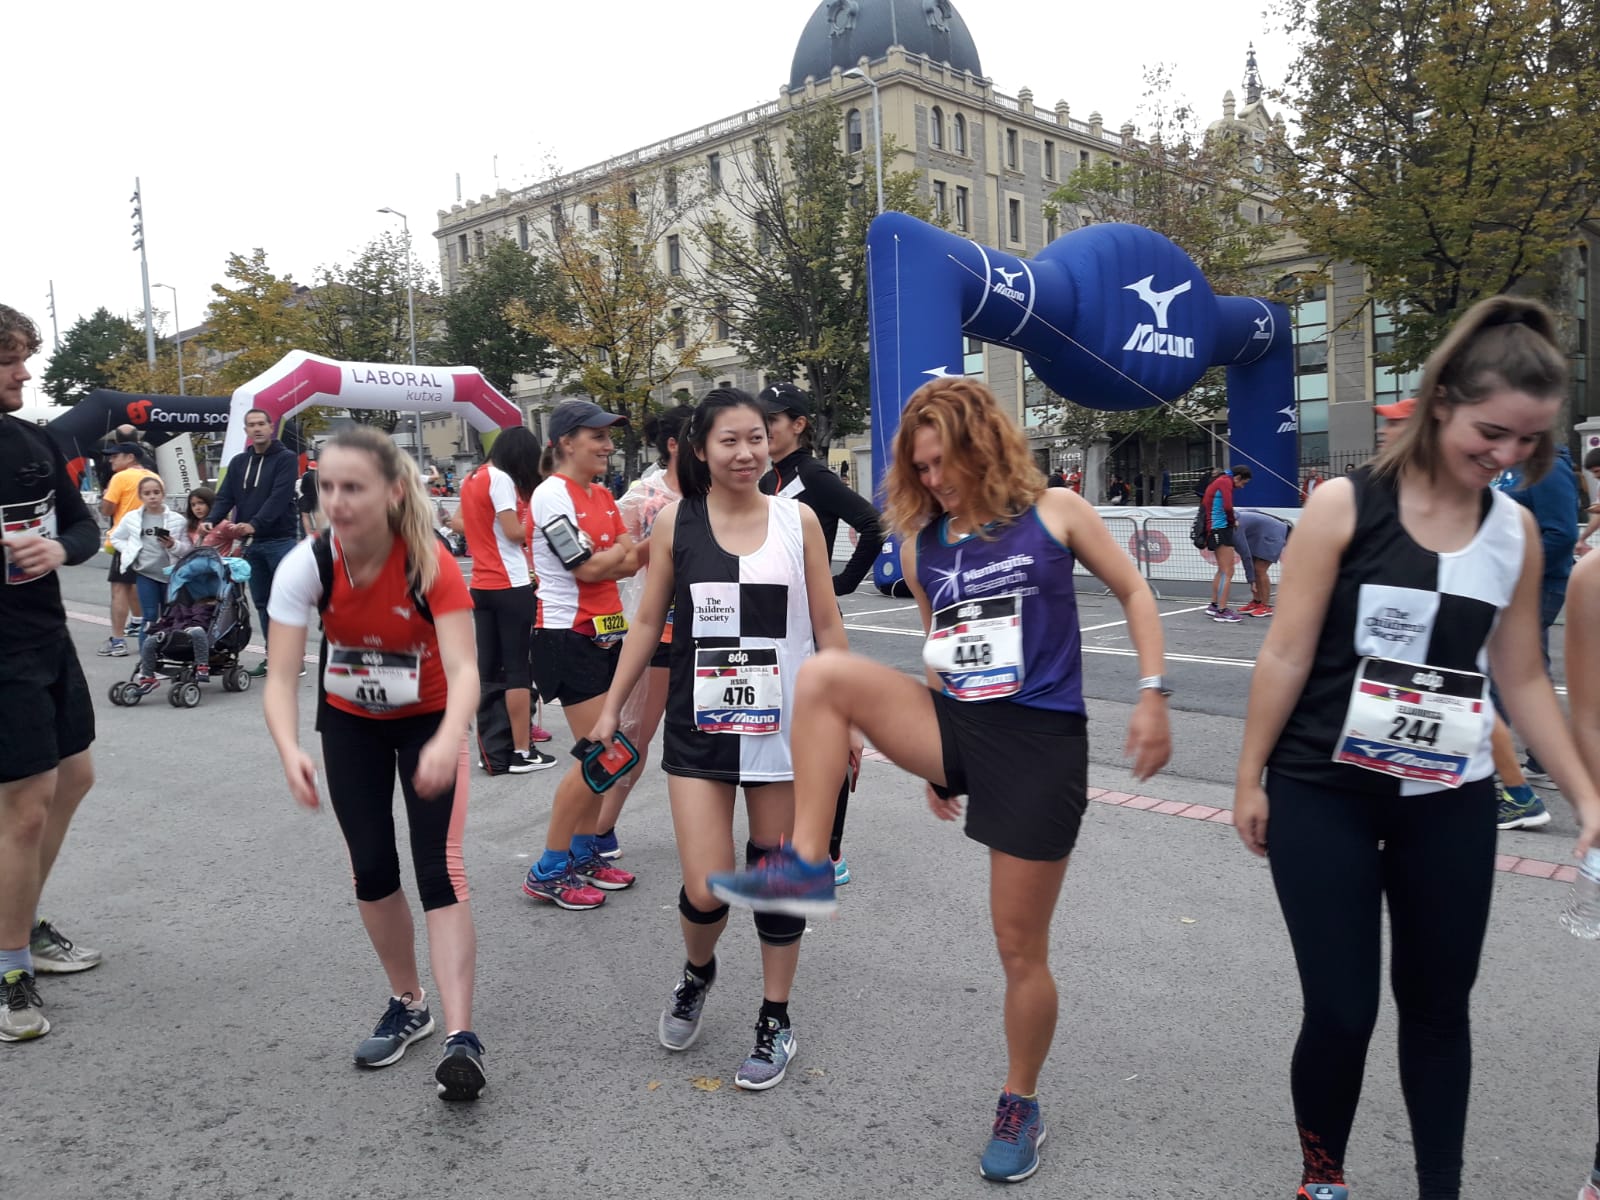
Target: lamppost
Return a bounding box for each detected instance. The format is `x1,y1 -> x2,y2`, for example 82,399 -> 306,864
152,282 -> 184,395
843,67 -> 885,215
377,205 -> 422,464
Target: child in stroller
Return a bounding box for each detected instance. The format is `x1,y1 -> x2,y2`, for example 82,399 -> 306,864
108,548 -> 255,709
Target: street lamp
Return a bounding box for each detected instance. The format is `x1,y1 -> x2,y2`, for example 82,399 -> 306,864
843,67 -> 885,215
377,206 -> 422,465
152,282 -> 185,396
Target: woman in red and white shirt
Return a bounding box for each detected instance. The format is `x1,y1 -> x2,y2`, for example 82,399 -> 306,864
522,400 -> 640,910
263,428 -> 485,1102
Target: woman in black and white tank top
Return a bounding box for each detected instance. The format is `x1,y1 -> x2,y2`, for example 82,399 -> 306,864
1234,297 -> 1600,1200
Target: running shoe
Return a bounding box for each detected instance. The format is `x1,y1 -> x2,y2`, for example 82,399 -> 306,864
1297,1186 -> 1349,1200
507,748 -> 558,774
96,638 -> 129,657
1237,601 -> 1261,615
1496,787 -> 1551,830
979,1091 -> 1046,1182
124,617 -> 143,637
1212,608 -> 1244,623
1248,604 -> 1275,618
521,861 -> 607,910
1523,754 -> 1551,783
595,830 -> 622,860
529,722 -> 554,744
833,855 -> 852,886
247,662 -> 268,679
734,1015 -> 796,1090
575,853 -> 635,890
435,1030 -> 487,1101
659,957 -> 716,1051
708,842 -> 837,916
194,663 -> 210,683
1577,1177 -> 1600,1200
1204,603 -> 1221,617
354,993 -> 434,1067
30,919 -> 102,974
0,970 -> 48,1042
129,674 -> 162,696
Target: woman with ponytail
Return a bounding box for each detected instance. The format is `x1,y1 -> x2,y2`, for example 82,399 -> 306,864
262,428 -> 487,1102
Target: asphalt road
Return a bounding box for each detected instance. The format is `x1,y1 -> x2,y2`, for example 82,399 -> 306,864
5,559 -> 1592,1200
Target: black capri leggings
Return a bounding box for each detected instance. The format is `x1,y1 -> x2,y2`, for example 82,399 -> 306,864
319,704 -> 470,911
1265,771 -> 1496,1200
470,584 -> 534,691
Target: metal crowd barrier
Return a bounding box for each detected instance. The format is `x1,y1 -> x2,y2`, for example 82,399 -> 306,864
1088,507 -> 1297,600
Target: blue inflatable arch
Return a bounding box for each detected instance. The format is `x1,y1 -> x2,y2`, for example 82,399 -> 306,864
865,212 -> 1296,590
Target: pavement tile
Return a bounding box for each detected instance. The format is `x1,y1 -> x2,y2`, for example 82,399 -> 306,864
1118,795 -> 1160,810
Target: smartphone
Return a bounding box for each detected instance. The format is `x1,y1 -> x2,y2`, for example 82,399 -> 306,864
570,732 -> 640,794
541,513 -> 592,570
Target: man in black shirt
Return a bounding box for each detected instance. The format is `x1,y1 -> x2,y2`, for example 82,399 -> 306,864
0,305 -> 105,1043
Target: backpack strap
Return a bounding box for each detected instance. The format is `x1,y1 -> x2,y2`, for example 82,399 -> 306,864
312,529 -> 433,624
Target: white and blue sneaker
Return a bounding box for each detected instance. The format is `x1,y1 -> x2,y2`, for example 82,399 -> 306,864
434,1031 -> 487,1101
354,993 -> 434,1067
734,1015 -> 796,1090
980,1091 -> 1046,1182
709,843 -> 837,916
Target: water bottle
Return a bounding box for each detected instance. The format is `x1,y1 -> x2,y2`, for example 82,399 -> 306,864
1560,849 -> 1600,939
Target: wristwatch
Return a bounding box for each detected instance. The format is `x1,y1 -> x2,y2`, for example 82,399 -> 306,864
1137,675 -> 1173,697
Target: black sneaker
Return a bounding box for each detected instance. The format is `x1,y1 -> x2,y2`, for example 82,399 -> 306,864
1522,755 -> 1552,784
435,1031 -> 487,1101
507,748 -> 558,774
353,993 -> 434,1067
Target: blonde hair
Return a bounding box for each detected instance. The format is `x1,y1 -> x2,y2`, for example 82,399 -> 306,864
137,475 -> 166,497
1374,296 -> 1566,485
884,377 -> 1045,538
323,427 -> 438,594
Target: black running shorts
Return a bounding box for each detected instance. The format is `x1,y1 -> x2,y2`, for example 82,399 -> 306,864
531,627 -> 619,707
107,554 -> 139,584
0,634 -> 96,783
1206,527 -> 1236,552
930,692 -> 1088,861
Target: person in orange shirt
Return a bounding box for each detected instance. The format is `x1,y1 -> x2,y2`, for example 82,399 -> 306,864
262,428 -> 486,1102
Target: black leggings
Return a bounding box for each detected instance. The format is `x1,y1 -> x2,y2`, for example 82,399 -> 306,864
470,585 -> 534,691
1265,771 -> 1496,1200
319,705 -> 469,911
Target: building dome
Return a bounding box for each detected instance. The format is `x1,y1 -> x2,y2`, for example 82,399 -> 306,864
789,0 -> 984,91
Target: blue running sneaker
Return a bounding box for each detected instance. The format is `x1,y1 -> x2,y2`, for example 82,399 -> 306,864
595,829 -> 622,860
708,842 -> 836,916
979,1091 -> 1046,1182
1496,785 -> 1550,830
733,1015 -> 796,1090
435,1031 -> 487,1101
354,993 -> 434,1067
1297,1186 -> 1349,1200
833,855 -> 851,886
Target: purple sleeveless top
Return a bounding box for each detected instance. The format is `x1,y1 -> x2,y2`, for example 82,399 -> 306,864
915,508 -> 1085,714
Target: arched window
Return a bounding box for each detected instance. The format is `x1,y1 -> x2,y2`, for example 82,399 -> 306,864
847,109 -> 863,154
930,105 -> 944,149
952,113 -> 967,155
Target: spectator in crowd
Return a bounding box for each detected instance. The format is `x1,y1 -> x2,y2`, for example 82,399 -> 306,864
1233,509 -> 1289,618
96,444 -> 159,656
107,474 -> 186,651
297,452 -> 321,538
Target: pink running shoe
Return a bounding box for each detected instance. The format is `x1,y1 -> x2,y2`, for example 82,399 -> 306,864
576,855 -> 636,891
529,722 -> 554,744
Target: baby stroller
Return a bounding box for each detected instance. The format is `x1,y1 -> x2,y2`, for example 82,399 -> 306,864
108,549 -> 255,709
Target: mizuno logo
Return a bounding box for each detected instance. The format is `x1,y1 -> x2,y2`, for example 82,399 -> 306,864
1124,275 -> 1192,328
392,606 -> 412,620
996,267 -> 1022,288
1276,404 -> 1298,435
1121,326 -> 1196,358
1252,315 -> 1271,339
991,266 -> 1027,303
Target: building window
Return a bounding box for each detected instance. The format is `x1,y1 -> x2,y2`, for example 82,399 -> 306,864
952,113 -> 967,155
667,234 -> 681,277
932,180 -> 947,221
930,105 -> 944,149
517,217 -> 529,251
954,186 -> 969,232
473,230 -> 485,259
963,335 -> 984,377
1080,149 -> 1091,167
715,303 -> 730,341
708,152 -> 722,192
457,232 -> 469,263
1287,281 -> 1331,464
847,109 -> 863,154
628,189 -> 639,210
671,307 -> 686,350
1007,198 -> 1022,244
1045,212 -> 1058,243
549,204 -> 564,235
1371,300 -> 1421,423
587,202 -> 600,230
1023,363 -> 1058,427
1005,128 -> 1018,171
1043,140 -> 1055,180
665,167 -> 678,207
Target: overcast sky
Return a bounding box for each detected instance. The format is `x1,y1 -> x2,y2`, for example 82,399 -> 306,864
8,0 -> 1295,417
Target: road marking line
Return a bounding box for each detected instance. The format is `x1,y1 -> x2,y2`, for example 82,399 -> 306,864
1082,604 -> 1208,632
844,602 -> 920,617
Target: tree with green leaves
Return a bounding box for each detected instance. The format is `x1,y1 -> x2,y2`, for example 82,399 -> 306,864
1274,0 -> 1600,367
512,169 -> 706,474
200,249 -> 318,391
439,237 -> 564,394
688,103 -> 933,454
41,308 -> 143,405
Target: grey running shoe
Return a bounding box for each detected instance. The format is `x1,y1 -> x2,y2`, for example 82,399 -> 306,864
354,993 -> 434,1067
659,958 -> 716,1051
0,970 -> 49,1042
435,1031 -> 487,1101
96,638 -> 129,657
30,919 -> 102,974
734,1015 -> 796,1090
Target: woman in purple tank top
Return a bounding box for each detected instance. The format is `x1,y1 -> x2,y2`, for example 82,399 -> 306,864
707,377 -> 1172,1185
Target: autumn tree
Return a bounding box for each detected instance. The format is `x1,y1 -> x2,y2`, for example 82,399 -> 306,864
200,249 -> 317,391
513,169 -> 705,473
1273,0 -> 1600,367
439,237 -> 564,394
687,103 -> 933,454
42,308 -> 143,405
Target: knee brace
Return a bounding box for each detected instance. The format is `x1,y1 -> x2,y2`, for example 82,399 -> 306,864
745,842 -> 806,945
679,885 -> 729,925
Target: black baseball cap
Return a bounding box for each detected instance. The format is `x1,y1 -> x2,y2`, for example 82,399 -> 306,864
759,382 -> 812,419
547,399 -> 626,444
107,443 -> 143,457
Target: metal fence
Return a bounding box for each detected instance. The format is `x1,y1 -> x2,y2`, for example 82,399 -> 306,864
1074,508 -> 1295,598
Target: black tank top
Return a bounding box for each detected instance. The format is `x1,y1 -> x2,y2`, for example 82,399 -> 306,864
1268,466 -> 1525,795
